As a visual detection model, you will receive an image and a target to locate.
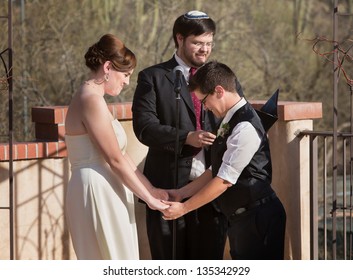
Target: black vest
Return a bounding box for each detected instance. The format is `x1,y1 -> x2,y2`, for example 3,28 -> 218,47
211,102 -> 274,218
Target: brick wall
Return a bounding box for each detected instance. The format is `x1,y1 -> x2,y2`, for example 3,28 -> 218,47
0,100 -> 322,161
0,102 -> 133,161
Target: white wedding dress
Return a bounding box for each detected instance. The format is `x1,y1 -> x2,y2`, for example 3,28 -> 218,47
65,119 -> 139,260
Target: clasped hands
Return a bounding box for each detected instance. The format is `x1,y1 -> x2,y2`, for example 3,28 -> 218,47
149,130 -> 216,219
150,187 -> 187,220
161,189 -> 186,220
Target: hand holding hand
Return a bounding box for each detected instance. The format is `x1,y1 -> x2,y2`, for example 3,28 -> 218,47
150,187 -> 169,201
146,198 -> 169,211
161,201 -> 187,220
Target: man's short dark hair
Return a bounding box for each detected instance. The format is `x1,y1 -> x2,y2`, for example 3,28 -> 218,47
172,11 -> 216,48
189,61 -> 238,95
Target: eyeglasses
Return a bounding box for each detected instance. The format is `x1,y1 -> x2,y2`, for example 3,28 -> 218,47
192,42 -> 215,49
201,93 -> 210,105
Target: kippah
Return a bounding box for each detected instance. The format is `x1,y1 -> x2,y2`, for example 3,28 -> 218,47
184,10 -> 209,20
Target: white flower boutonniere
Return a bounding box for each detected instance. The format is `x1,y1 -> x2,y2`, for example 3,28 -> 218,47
217,123 -> 230,138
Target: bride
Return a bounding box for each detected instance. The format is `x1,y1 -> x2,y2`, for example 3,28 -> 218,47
64,34 -> 168,260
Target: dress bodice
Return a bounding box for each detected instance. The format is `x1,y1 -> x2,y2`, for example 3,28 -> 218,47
65,118 -> 138,259
65,119 -> 127,169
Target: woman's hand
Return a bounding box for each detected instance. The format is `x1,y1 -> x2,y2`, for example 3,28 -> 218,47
160,201 -> 187,220
150,187 -> 169,201
146,198 -> 169,211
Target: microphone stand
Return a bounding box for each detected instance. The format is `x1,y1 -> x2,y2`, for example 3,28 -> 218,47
173,79 -> 181,260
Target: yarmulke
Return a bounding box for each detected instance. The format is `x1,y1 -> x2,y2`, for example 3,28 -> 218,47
184,10 -> 209,20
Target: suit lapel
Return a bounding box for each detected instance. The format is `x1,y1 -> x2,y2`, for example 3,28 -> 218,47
165,59 -> 195,115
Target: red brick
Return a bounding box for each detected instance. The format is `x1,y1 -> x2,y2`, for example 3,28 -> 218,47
46,142 -> 58,157
0,144 -> 7,161
37,142 -> 46,159
108,102 -> 132,120
31,106 -> 67,124
58,125 -> 66,141
27,142 -> 38,159
57,141 -> 67,157
0,141 -> 67,161
14,143 -> 27,160
109,104 -> 121,119
54,107 -> 67,124
122,102 -> 133,119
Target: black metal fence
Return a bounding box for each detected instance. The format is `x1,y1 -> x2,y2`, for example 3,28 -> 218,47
300,130 -> 353,260
0,0 -> 14,260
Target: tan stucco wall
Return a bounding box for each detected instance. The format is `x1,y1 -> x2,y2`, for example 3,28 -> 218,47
0,118 -> 312,260
0,158 -> 74,259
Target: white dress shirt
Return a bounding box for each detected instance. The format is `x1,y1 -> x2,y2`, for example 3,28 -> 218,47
174,53 -> 193,81
215,98 -> 262,185
174,54 -> 206,180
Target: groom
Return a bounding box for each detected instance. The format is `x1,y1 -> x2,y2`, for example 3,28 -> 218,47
162,61 -> 287,260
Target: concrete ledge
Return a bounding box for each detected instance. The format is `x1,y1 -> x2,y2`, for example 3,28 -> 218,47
251,101 -> 323,121
0,100 -> 322,161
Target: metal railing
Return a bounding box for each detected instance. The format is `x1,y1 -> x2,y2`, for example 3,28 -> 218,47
300,130 -> 353,259
0,0 -> 14,260
299,0 -> 353,260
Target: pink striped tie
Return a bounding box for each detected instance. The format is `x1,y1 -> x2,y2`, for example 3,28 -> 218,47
189,67 -> 201,130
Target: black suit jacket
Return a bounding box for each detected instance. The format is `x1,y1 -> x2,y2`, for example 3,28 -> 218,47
132,57 -> 219,189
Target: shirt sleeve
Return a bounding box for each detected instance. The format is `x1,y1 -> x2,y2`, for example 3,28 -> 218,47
217,121 -> 261,184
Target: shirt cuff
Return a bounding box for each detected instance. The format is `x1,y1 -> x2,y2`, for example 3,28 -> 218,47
217,163 -> 240,185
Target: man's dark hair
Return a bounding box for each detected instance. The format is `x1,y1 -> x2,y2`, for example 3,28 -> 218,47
189,60 -> 238,95
172,11 -> 216,48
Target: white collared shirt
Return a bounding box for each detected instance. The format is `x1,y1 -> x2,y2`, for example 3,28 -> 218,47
215,98 -> 262,184
174,53 -> 193,83
174,54 -> 206,180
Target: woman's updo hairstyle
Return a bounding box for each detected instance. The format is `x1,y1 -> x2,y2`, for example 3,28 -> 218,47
84,34 -> 136,72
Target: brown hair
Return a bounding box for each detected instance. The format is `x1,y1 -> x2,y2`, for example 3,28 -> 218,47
84,34 -> 136,72
189,60 -> 238,95
172,11 -> 216,49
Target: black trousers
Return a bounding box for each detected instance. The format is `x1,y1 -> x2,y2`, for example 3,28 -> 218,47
146,202 -> 228,260
227,197 -> 286,260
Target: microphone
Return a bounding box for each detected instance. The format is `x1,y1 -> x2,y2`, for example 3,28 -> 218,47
173,66 -> 184,93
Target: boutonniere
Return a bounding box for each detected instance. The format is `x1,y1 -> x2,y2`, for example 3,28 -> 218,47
217,123 -> 230,138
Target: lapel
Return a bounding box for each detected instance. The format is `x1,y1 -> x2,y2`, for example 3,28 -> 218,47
164,58 -> 196,116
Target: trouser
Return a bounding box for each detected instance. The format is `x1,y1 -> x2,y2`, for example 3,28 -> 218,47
227,197 -> 286,260
146,202 -> 228,260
